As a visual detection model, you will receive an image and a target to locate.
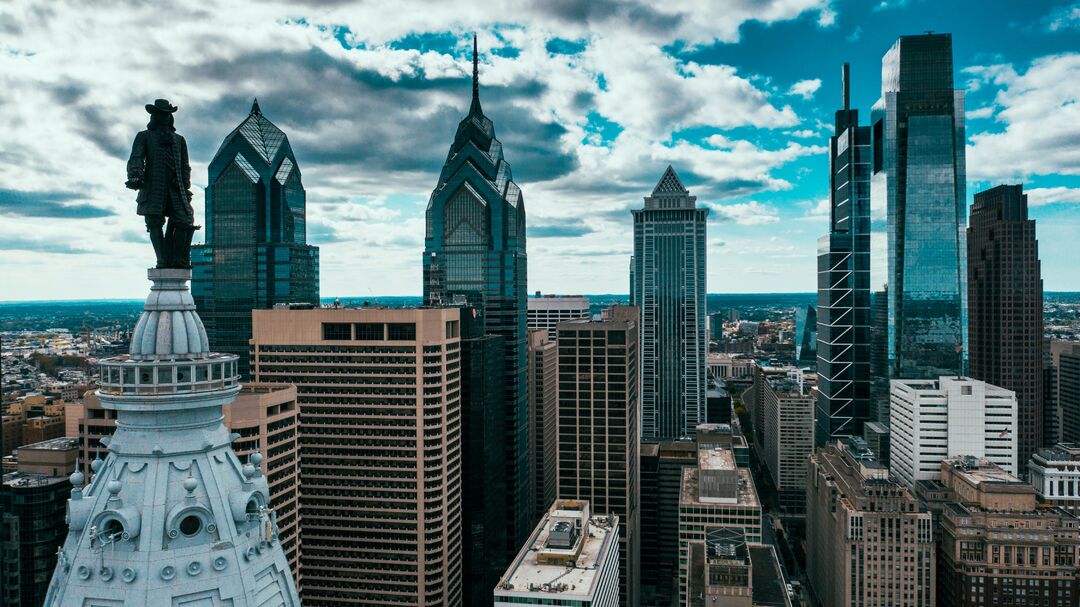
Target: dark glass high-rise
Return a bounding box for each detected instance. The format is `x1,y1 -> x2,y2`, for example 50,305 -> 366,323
871,33 -> 967,380
968,184 -> 1043,469
816,63 -> 872,446
192,100 -> 320,379
422,37 -> 529,577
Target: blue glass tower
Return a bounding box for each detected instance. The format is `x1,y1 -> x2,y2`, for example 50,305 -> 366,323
422,37 -> 529,567
816,63 -> 872,446
192,101 -> 320,380
871,33 -> 966,380
632,166 -> 708,439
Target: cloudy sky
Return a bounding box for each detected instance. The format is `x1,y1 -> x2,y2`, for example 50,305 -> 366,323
1,0 -> 1078,300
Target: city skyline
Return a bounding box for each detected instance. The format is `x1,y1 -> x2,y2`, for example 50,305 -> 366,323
2,0 -> 1079,301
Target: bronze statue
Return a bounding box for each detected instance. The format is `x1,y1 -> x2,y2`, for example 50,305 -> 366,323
126,99 -> 200,269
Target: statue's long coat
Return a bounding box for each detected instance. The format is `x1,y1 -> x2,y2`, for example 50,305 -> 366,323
126,128 -> 194,223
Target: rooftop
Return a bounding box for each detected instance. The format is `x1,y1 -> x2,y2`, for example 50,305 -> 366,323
748,545 -> 792,607
496,500 -> 617,598
18,436 -> 79,451
3,471 -> 69,488
682,463 -> 759,508
944,455 -> 1026,487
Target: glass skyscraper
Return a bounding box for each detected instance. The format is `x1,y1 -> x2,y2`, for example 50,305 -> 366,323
192,100 -> 320,379
816,63 -> 872,447
422,37 -> 529,564
871,33 -> 966,380
632,166 -> 707,440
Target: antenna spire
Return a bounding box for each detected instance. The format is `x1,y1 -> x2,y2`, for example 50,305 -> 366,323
470,33 -> 482,115
251,98 -> 261,115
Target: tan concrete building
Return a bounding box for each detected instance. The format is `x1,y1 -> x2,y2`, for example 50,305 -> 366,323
936,456 -> 1080,607
528,328 -> 558,520
67,384 -> 303,582
806,438 -> 935,607
760,371 -> 814,515
251,307 -> 463,607
678,443 -> 762,606
556,306 -> 640,607
685,527 -> 791,607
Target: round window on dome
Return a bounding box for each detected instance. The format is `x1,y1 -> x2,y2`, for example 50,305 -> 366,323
179,515 -> 202,537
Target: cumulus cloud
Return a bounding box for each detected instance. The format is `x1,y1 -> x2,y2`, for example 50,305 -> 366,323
966,53 -> 1080,180
1026,186 -> 1080,207
707,200 -> 780,225
788,79 -> 822,99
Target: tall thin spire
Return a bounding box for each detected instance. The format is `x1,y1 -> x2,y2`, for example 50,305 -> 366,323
841,63 -> 850,110
470,33 -> 482,115
251,97 -> 261,115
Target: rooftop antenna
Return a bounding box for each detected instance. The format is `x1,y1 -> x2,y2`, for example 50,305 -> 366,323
470,33 -> 482,115
841,62 -> 850,111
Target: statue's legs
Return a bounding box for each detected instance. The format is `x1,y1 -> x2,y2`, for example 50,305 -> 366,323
145,215 -> 167,268
164,219 -> 196,269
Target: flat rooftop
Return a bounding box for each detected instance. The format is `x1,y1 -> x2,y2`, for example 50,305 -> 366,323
18,437 -> 79,451
748,545 -> 791,607
497,510 -> 617,598
682,466 -> 760,508
945,457 -> 1026,486
700,446 -> 736,471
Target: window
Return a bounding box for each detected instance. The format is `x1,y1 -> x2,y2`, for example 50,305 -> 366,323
355,323 -> 384,340
388,323 -> 417,341
322,323 -> 351,340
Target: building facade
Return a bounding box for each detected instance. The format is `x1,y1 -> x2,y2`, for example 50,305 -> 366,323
806,438 -> 935,607
967,184 -> 1043,474
816,62 -> 872,447
640,438 -> 697,606
251,307 -> 462,606
494,500 -> 619,607
556,308 -> 640,607
192,100 -> 320,380
760,372 -> 815,515
872,33 -> 967,380
1029,443 -> 1080,517
527,329 -> 558,521
890,376 -> 1018,488
1059,343 -> 1080,444
936,457 -> 1079,607
677,444 -> 762,606
632,166 -> 708,440
685,528 -> 791,607
527,295 -> 589,340
422,38 -> 529,559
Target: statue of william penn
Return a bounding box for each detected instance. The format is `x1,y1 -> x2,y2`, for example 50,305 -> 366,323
125,99 -> 199,269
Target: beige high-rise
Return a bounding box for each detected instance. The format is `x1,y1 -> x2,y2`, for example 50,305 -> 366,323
528,328 -> 558,520
68,383 -> 303,583
251,307 -> 462,607
806,438 -> 935,607
556,306 -> 640,607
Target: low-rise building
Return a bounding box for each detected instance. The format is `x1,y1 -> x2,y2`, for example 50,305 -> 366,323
1029,442 -> 1080,516
495,500 -> 619,607
686,527 -> 791,607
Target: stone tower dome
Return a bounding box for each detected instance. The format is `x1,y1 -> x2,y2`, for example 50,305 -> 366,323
43,268 -> 300,606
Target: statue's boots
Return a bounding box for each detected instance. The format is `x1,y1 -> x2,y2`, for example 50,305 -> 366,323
148,224 -> 167,268
165,222 -> 197,269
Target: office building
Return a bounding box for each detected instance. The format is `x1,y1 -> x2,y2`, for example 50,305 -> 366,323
1029,443 -> 1080,516
806,438 -> 935,607
794,304 -> 817,366
1,438 -> 77,607
707,353 -> 754,381
192,100 -> 320,380
872,33 -> 967,379
632,166 -> 708,440
494,500 -> 619,607
1059,343 -> 1080,443
556,307 -> 640,607
862,420 -> 890,466
708,311 -> 726,341
66,384 -> 303,583
422,36 -> 529,558
641,438 -> 697,606
761,371 -> 814,515
458,307 -> 507,606
936,456 -> 1079,607
44,268 -> 299,606
528,329 -> 558,521
1045,359 -> 1061,446
968,184 -> 1043,473
678,442 -> 762,606
816,63 -> 872,447
890,376 -> 1018,488
685,528 -> 791,607
252,307 -> 462,606
527,294 -> 589,340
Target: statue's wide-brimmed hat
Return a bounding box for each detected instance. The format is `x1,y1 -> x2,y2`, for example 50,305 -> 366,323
145,99 -> 178,114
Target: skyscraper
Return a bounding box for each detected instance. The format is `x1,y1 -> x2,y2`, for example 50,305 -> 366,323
967,184 -> 1043,471
423,35 -> 529,557
871,33 -> 967,380
557,307 -> 640,607
251,307 -> 463,606
816,63 -> 872,447
632,166 -> 708,439
527,328 -> 557,521
192,100 -> 320,380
